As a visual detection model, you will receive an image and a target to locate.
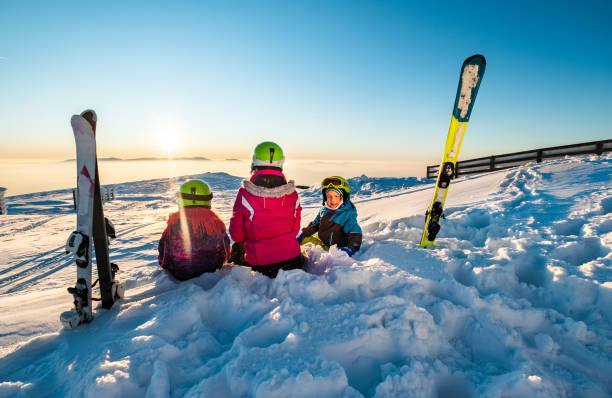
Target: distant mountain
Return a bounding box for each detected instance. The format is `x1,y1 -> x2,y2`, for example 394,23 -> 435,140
62,156 -> 211,162
176,156 -> 210,161
62,157 -> 122,162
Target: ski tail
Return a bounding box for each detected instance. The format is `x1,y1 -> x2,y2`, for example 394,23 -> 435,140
420,55 -> 486,248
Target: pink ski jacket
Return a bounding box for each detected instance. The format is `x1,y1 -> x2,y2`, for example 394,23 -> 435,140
229,171 -> 301,266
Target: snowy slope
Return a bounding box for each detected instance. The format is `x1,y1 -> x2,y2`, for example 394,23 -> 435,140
0,155 -> 611,397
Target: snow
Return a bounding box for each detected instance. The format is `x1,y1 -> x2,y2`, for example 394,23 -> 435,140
1,155 -> 611,397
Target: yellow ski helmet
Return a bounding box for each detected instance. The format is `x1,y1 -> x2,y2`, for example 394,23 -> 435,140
321,176 -> 350,201
178,179 -> 213,208
251,141 -> 285,172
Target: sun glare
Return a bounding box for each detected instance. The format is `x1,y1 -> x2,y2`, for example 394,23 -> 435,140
157,131 -> 179,157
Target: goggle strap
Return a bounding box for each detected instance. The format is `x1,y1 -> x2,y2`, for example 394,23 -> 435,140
322,183 -> 349,193
181,192 -> 213,203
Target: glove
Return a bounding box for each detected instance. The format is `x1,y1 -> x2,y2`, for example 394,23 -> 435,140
296,232 -> 305,244
339,246 -> 357,257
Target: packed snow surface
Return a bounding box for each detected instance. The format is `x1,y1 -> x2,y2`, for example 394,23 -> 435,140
1,155 -> 611,397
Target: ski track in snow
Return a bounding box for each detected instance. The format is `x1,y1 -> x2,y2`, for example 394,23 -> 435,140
0,158 -> 611,397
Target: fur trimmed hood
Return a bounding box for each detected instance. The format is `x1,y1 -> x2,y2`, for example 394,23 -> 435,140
242,179 -> 296,198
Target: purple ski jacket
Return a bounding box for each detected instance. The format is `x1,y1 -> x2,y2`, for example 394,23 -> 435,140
158,207 -> 230,280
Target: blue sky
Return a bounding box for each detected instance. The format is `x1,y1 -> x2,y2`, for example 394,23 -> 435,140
0,0 -> 610,163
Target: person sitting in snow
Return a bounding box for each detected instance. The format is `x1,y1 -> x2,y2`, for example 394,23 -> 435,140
228,141 -> 304,278
297,176 -> 362,256
158,179 -> 230,280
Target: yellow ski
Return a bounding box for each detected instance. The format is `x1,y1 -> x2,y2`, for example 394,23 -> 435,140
420,54 -> 486,247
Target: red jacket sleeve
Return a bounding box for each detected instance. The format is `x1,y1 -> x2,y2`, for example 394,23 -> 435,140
229,189 -> 247,242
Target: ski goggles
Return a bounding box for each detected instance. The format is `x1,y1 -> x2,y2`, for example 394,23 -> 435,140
180,192 -> 213,202
321,177 -> 350,193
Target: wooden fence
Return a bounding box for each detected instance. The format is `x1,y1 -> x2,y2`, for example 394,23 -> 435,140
72,186 -> 116,210
426,139 -> 612,179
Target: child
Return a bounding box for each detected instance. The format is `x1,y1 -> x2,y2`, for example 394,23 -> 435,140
158,179 -> 230,280
298,176 -> 362,256
229,141 -> 303,278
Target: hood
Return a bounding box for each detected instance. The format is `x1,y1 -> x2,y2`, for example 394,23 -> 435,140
243,179 -> 296,198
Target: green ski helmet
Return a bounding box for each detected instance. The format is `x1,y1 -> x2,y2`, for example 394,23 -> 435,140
321,176 -> 350,202
178,179 -> 213,208
251,141 -> 285,172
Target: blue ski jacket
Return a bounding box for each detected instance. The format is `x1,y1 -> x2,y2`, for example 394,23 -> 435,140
301,200 -> 362,250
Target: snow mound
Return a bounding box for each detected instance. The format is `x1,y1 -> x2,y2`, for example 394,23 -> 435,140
1,155 -> 611,397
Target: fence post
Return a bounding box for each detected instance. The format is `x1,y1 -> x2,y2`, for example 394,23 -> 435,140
100,186 -> 115,202
596,141 -> 603,155
489,156 -> 495,171
0,187 -> 6,215
536,150 -> 543,163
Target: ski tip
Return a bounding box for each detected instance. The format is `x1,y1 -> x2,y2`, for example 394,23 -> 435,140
80,109 -> 97,130
70,114 -> 84,127
464,54 -> 486,66
80,109 -> 97,122
70,114 -> 93,133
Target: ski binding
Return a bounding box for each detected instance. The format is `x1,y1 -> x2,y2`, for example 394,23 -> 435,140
60,278 -> 92,329
65,231 -> 89,267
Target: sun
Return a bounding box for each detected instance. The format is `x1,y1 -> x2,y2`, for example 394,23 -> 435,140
157,131 -> 179,157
